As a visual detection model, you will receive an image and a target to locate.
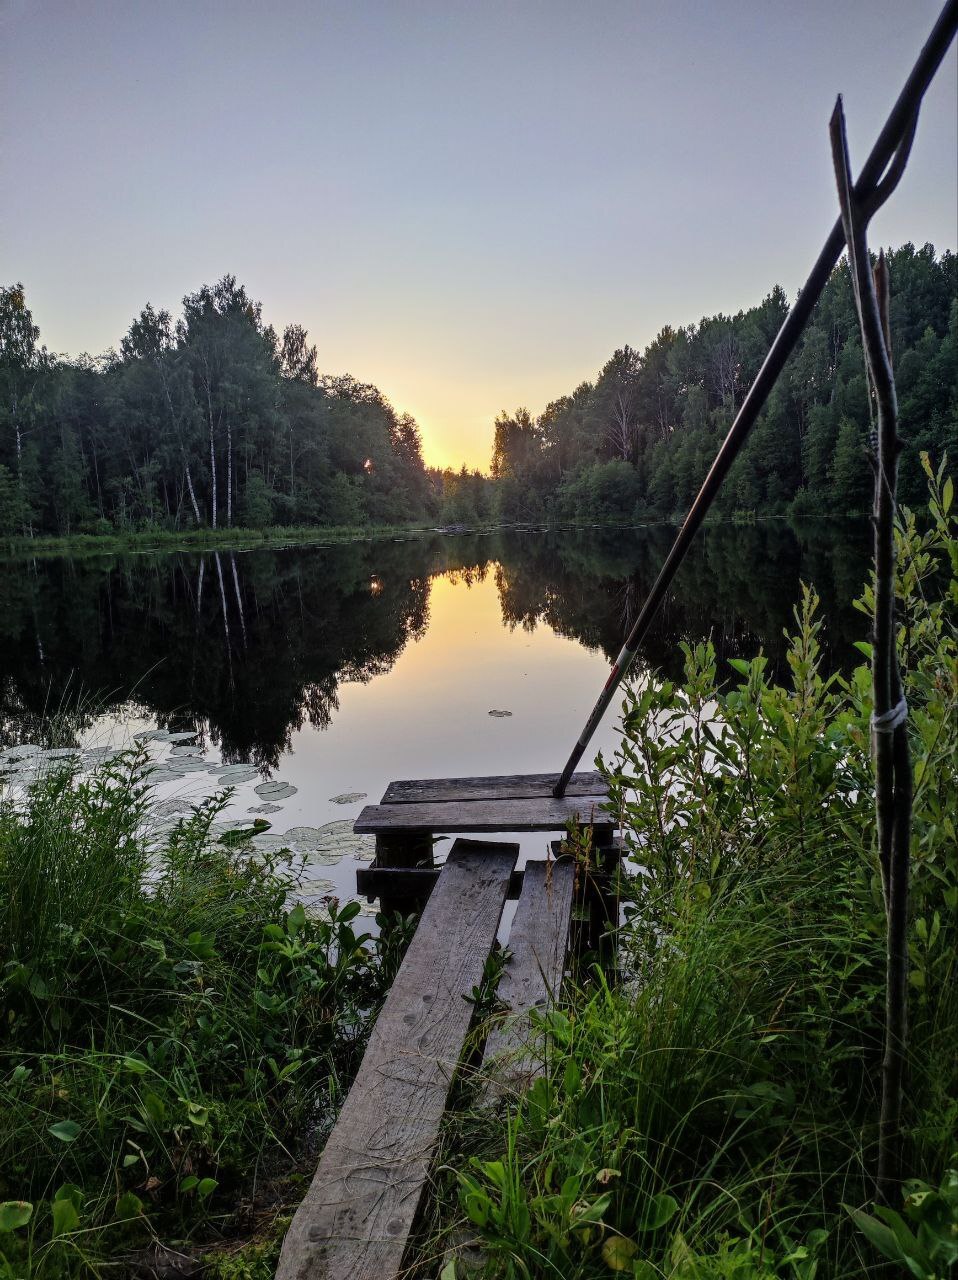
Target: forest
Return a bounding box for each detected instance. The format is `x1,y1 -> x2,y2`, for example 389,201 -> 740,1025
488,242 -> 957,523
1,242 -> 955,539
0,277 -> 434,537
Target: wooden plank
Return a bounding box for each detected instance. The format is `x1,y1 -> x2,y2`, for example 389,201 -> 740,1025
354,795 -> 613,835
356,861 -> 527,903
482,858 -> 576,1077
276,840 -> 519,1280
381,771 -> 607,804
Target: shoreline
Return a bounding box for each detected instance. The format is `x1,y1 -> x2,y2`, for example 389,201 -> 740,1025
0,509 -> 869,561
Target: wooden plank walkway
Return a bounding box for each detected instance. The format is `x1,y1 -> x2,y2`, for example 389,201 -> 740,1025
381,771 -> 605,803
355,795 -> 613,834
277,773 -> 617,1279
275,841 -> 518,1280
481,857 -> 576,1084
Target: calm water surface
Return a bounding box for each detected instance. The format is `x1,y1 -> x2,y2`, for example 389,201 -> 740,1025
0,522 -> 871,904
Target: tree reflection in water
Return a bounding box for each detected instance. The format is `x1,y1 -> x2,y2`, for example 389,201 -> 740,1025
0,521 -> 870,765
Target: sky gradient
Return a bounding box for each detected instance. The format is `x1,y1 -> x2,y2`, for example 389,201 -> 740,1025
2,0 -> 956,470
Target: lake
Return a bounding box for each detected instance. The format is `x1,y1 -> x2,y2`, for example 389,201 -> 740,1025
0,520 -> 871,906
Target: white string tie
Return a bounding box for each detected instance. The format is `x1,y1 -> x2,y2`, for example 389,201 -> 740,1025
871,697 -> 908,734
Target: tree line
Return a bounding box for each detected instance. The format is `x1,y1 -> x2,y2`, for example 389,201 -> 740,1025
486,242 -> 956,524
2,244 -> 954,538
0,276 -> 435,537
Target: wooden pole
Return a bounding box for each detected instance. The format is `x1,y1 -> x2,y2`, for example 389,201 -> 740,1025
830,96 -> 914,1208
552,0 -> 958,797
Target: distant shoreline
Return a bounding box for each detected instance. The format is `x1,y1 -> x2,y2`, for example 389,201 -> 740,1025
0,509 -> 870,560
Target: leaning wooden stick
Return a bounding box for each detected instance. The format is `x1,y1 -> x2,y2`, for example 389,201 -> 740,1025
551,0 -> 957,798
830,94 -> 914,1209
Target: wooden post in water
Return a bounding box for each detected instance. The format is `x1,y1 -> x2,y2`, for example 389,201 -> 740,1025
374,832 -> 435,918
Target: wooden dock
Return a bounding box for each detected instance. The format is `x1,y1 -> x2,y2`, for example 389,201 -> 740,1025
275,771 -> 615,1280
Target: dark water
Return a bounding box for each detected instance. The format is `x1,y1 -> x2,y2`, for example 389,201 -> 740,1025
0,521 -> 871,899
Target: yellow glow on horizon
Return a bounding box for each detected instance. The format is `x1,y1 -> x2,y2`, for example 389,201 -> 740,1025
417,414 -> 492,474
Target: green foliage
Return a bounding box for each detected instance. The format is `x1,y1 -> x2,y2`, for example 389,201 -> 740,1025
846,1163 -> 958,1279
0,278 -> 436,540
435,464 -> 956,1278
487,244 -> 956,521
0,754 -> 391,1274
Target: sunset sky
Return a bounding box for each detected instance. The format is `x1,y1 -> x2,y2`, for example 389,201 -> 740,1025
2,0 -> 955,471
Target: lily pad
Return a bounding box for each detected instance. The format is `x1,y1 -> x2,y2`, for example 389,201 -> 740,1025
164,732 -> 199,743
154,798 -> 195,816
254,781 -> 298,800
164,759 -> 211,774
215,766 -> 259,785
488,709 -> 513,718
298,877 -> 336,896
143,768 -> 183,785
328,792 -> 367,804
248,803 -> 282,814
285,821 -> 377,862
283,826 -> 324,845
250,833 -> 295,853
170,744 -> 204,757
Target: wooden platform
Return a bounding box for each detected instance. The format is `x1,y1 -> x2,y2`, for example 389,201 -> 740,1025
355,770 -> 611,836
276,842 -> 517,1280
481,857 -> 576,1084
276,773 -> 617,1280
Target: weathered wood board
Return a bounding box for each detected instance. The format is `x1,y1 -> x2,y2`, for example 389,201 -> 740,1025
356,861 -> 528,903
381,771 -> 607,804
355,795 -> 612,835
482,857 -> 575,1078
275,841 -> 519,1280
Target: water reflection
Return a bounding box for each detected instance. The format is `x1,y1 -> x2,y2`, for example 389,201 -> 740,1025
0,521 -> 871,766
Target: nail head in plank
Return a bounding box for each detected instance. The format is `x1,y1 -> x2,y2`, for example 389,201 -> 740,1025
482,858 -> 576,1076
355,795 -> 613,835
276,840 -> 519,1280
381,771 -> 607,804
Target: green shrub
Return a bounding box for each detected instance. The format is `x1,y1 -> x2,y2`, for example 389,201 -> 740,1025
439,458 -> 956,1278
0,757 -> 391,1275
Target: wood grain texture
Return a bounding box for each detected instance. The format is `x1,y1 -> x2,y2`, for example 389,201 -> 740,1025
381,771 -> 607,804
354,796 -> 612,835
276,841 -> 519,1280
482,858 -> 575,1077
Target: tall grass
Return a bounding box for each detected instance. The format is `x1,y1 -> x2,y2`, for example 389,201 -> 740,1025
429,460 -> 957,1279
0,753 -> 393,1277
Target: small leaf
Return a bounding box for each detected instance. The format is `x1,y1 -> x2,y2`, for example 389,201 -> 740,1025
114,1192 -> 143,1221
601,1235 -> 638,1271
846,1206 -> 908,1265
287,903 -> 306,937
0,1201 -> 33,1231
51,1197 -> 79,1237
197,1178 -> 217,1200
48,1120 -> 81,1143
638,1192 -> 679,1232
